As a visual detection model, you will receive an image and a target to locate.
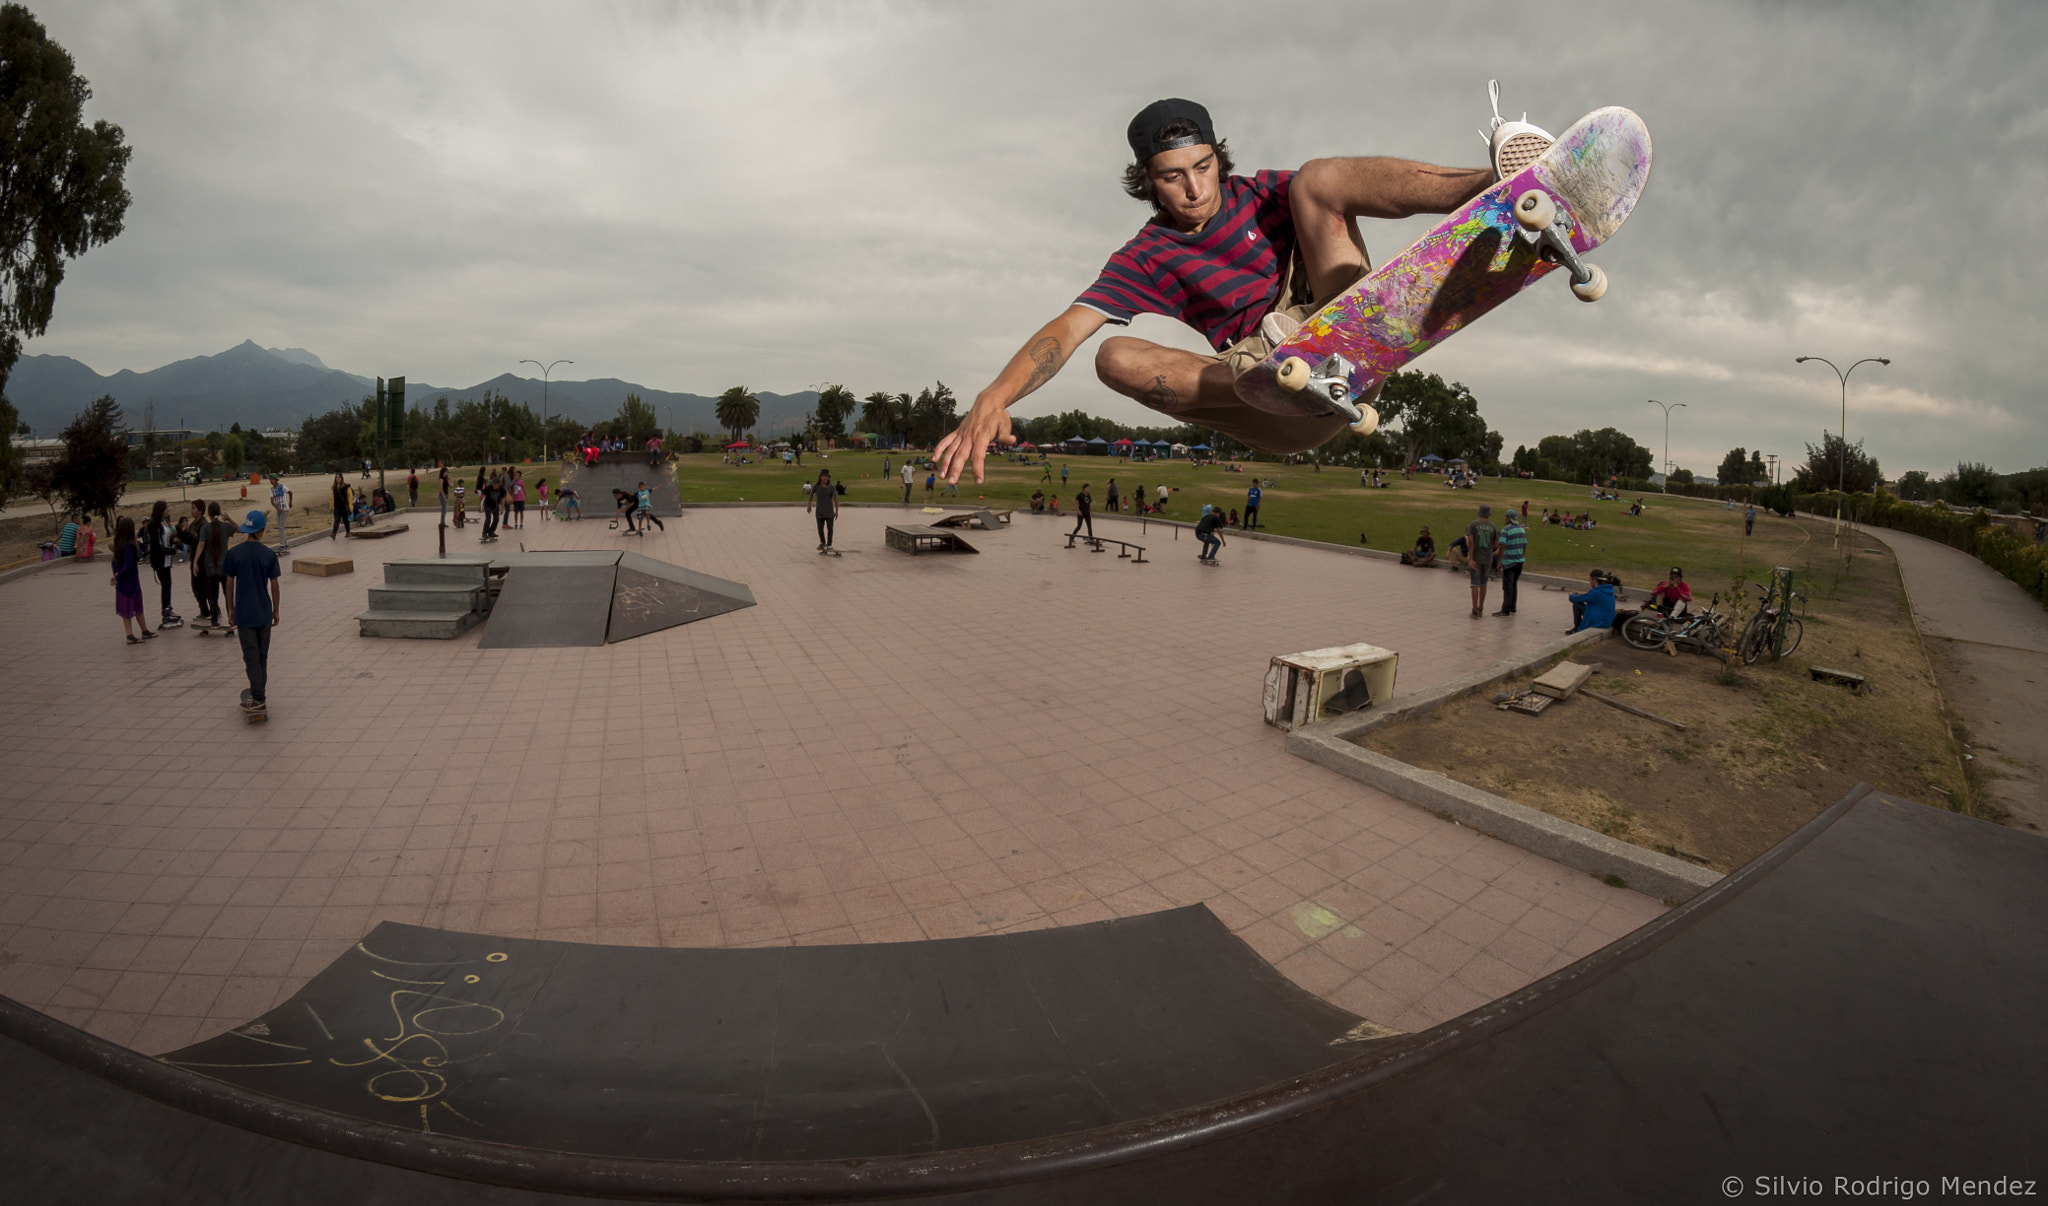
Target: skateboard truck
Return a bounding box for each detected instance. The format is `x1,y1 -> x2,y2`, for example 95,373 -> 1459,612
1513,189 -> 1608,302
1274,353 -> 1380,435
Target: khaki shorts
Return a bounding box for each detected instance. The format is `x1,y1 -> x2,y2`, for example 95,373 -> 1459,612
1170,248 -> 1379,455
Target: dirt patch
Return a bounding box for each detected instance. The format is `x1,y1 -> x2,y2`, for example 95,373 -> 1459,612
1359,548 -> 1973,873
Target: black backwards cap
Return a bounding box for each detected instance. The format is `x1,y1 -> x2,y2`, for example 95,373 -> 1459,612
1127,98 -> 1216,162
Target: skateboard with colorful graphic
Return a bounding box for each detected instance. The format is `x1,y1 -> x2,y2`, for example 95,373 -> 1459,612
1234,106 -> 1652,433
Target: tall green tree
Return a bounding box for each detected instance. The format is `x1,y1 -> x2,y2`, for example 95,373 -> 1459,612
1377,371 -> 1497,468
1894,469 -> 1935,501
1941,462 -> 2004,509
715,385 -> 760,444
910,382 -> 957,447
221,433 -> 244,473
299,403 -> 363,469
0,392 -> 22,503
616,391 -> 659,443
1793,433 -> 1880,496
1716,446 -> 1767,487
813,384 -> 855,438
52,393 -> 125,524
0,5 -> 132,399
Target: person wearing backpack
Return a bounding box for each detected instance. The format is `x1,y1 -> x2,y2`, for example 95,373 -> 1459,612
1463,504 -> 1498,618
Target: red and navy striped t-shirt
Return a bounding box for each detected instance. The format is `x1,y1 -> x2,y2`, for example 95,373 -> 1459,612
1074,170 -> 1296,351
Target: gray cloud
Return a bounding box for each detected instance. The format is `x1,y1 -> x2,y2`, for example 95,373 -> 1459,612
28,0 -> 2047,476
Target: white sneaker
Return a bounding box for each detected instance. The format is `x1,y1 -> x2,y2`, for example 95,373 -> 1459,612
1482,80 -> 1554,182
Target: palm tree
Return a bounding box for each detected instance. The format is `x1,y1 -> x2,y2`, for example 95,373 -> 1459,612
813,384 -> 856,438
715,386 -> 760,446
892,392 -> 914,449
861,391 -> 896,447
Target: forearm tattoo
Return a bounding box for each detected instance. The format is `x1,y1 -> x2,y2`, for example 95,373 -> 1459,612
1022,337 -> 1063,393
1144,374 -> 1180,410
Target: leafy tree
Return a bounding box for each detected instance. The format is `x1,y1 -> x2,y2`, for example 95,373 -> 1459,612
1668,468 -> 1694,485
2007,468 -> 2048,516
1377,371 -> 1497,468
813,384 -> 856,438
221,433 -> 244,473
0,391 -> 22,503
616,391 -> 659,443
51,394 -> 125,523
715,385 -> 760,444
1793,432 -> 1881,496
299,403 -> 363,469
1716,446 -> 1767,487
910,382 -> 957,447
1895,469 -> 1935,502
1941,461 -> 2004,510
0,5 -> 132,399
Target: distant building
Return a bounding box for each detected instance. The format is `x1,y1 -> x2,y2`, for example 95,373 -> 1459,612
9,437 -> 63,466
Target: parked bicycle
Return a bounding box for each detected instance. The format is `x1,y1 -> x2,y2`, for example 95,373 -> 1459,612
1621,594 -> 1734,654
1737,582 -> 1804,665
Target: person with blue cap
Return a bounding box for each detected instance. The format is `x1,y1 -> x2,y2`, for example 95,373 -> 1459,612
220,509 -> 283,720
937,88 -> 1550,484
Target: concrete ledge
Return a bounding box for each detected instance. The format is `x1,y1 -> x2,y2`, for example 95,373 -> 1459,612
1283,628 -> 1723,904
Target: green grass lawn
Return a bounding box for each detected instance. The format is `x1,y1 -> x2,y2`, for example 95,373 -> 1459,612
660,449 -> 1824,600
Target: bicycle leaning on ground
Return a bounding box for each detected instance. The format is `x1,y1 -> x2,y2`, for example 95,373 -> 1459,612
1620,594 -> 1735,654
1736,582 -> 1804,665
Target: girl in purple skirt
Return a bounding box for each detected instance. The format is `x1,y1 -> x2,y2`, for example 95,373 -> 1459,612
110,516 -> 155,644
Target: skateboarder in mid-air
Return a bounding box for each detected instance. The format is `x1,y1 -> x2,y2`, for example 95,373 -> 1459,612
935,91 -> 1552,484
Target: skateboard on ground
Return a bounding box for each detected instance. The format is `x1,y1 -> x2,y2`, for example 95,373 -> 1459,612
194,623 -> 235,638
1234,106 -> 1652,433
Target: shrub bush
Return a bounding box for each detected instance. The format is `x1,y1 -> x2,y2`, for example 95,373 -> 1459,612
1805,489 -> 2047,608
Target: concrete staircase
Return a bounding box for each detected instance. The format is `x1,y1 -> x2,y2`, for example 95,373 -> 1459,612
356,557 -> 495,639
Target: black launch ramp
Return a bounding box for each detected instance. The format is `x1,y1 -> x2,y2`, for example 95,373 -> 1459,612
149,905 -> 1362,1161
473,551 -> 620,649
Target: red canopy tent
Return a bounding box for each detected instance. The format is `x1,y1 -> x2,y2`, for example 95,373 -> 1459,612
726,440 -> 750,449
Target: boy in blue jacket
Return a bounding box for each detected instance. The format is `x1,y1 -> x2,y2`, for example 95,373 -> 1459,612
1569,569 -> 1618,634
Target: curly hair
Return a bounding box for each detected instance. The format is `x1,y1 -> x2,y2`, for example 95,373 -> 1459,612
1121,118 -> 1234,209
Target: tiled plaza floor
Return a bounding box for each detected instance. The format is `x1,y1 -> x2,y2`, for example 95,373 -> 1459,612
0,504 -> 1662,1056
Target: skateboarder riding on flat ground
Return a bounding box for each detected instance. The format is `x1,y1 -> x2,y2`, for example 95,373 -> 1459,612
935,92 -> 1551,484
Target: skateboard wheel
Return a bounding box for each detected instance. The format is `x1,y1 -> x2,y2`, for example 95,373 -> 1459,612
1514,189 -> 1556,232
1348,405 -> 1380,437
1276,357 -> 1312,392
1571,263 -> 1608,302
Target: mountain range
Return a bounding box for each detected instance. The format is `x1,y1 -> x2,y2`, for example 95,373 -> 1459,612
6,341 -> 822,437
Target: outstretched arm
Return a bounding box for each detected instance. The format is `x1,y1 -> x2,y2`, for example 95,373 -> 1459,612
936,305 -> 1108,485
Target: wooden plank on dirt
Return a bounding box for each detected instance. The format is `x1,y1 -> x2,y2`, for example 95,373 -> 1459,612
1532,661 -> 1596,700
1581,689 -> 1688,731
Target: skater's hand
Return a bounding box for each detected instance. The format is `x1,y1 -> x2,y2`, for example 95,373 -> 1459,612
936,395 -> 1016,485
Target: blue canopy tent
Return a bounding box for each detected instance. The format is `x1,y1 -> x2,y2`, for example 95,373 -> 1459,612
1085,436 -> 1110,456
1418,454 -> 1446,463
1191,444 -> 1211,452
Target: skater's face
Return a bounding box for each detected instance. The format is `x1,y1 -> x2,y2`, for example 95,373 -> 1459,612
1146,144 -> 1222,232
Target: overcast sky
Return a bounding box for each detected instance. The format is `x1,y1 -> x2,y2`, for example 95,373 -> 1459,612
26,0 -> 2047,476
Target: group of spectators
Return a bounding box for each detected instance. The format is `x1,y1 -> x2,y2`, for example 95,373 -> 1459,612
98,496 -> 282,716
1400,504 -> 1529,617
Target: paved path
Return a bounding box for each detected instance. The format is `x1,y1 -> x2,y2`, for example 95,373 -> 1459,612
1856,524 -> 2048,831
0,507 -> 1661,1056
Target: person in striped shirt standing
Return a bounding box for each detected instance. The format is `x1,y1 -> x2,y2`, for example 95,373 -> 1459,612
936,93 -> 1550,485
1494,509 -> 1529,617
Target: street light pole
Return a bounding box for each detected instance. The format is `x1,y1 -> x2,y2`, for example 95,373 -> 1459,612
520,359 -> 573,462
1645,398 -> 1686,480
1794,355 -> 1890,546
